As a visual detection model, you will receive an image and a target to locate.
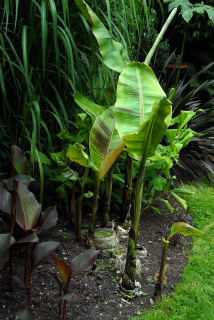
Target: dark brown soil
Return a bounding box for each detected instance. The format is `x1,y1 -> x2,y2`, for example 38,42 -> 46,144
0,197 -> 192,320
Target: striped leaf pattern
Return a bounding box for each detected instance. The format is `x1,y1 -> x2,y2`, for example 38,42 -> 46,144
51,153 -> 78,181
89,106 -> 124,179
114,62 -> 166,137
14,181 -> 41,231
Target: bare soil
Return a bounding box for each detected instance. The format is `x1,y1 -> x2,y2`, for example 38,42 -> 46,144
0,196 -> 192,320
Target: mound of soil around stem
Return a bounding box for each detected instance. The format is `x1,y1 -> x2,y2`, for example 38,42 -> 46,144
0,196 -> 192,320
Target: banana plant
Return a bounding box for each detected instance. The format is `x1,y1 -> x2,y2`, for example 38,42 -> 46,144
75,0 -> 177,287
73,94 -> 125,236
153,222 -> 203,301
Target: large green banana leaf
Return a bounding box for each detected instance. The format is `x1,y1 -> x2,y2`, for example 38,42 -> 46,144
114,62 -> 166,137
89,106 -> 125,180
123,98 -> 172,157
75,0 -> 129,73
74,92 -> 106,118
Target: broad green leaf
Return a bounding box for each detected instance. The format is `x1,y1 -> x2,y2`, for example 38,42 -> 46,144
151,176 -> 167,192
71,249 -> 99,277
177,128 -> 196,147
165,0 -> 192,13
32,241 -> 59,268
11,145 -> 28,175
52,255 -> 72,287
66,144 -> 97,171
170,222 -> 203,238
123,98 -> 172,157
170,110 -> 195,131
182,9 -> 193,22
57,130 -> 74,142
0,233 -> 11,270
165,129 -> 177,144
171,191 -> 188,210
75,0 -> 129,72
74,93 -> 106,118
114,62 -> 166,137
38,206 -> 58,234
51,153 -> 78,181
14,181 -> 41,231
0,181 -> 11,214
159,198 -> 174,214
89,107 -> 124,177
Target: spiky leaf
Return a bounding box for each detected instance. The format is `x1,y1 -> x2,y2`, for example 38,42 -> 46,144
71,249 -> 99,277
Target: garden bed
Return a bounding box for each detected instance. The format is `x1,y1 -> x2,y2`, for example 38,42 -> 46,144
0,197 -> 192,320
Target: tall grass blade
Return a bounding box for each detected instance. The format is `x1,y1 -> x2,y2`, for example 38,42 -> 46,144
41,0 -> 48,80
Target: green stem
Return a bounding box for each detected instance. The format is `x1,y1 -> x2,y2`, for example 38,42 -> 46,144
144,8 -> 177,65
103,165 -> 113,226
122,155 -> 147,290
76,168 -> 89,242
89,171 -> 100,244
154,238 -> 170,301
120,154 -> 133,222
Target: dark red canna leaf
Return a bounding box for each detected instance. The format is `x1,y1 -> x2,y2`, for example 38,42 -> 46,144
71,249 -> 99,277
0,181 -> 11,215
51,255 -> 72,288
32,241 -> 59,268
14,181 -> 41,231
37,206 -> 58,234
